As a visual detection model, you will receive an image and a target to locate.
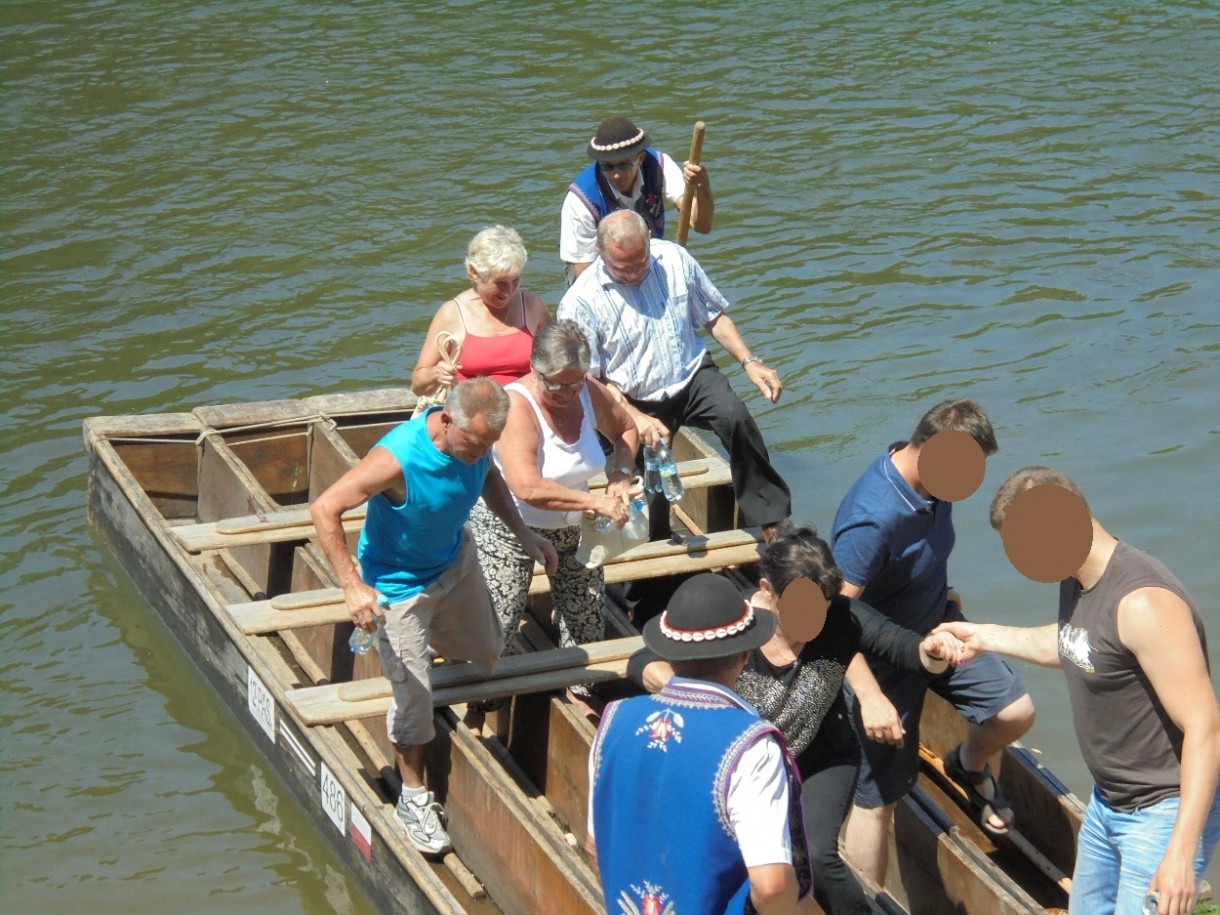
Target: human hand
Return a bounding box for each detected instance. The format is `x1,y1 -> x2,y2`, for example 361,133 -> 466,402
921,631 -> 966,667
525,530 -> 559,576
634,414 -> 670,449
345,582 -> 386,632
1147,848 -> 1197,915
605,476 -> 632,503
682,161 -> 710,189
930,621 -> 986,664
744,360 -> 783,404
859,693 -> 906,747
597,494 -> 630,529
433,361 -> 460,389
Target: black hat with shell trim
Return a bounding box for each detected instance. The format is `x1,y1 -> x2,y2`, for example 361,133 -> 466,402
586,116 -> 651,161
642,573 -> 776,661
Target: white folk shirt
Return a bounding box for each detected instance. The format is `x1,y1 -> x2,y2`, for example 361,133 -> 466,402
557,238 -> 730,402
558,150 -> 687,266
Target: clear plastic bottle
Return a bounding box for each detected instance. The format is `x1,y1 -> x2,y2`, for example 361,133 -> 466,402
642,445 -> 662,494
349,625 -> 376,654
349,595 -> 387,654
656,443 -> 684,503
594,497 -> 647,531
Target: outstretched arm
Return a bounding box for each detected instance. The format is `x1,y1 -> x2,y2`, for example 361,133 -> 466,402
706,312 -> 782,404
481,462 -> 559,576
1121,587 -> 1220,915
932,620 -> 1061,667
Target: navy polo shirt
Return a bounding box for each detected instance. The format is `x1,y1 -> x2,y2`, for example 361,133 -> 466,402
830,443 -> 955,635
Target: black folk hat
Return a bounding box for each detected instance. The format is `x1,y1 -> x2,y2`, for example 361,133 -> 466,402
642,573 -> 777,661
586,116 -> 651,161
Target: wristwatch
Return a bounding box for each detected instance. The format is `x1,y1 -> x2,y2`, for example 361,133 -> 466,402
741,355 -> 763,369
615,465 -> 633,477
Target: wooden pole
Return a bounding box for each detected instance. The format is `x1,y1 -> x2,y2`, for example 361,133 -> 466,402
675,120 -> 706,247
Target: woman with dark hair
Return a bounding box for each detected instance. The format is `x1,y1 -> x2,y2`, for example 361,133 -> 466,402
628,521 -> 962,915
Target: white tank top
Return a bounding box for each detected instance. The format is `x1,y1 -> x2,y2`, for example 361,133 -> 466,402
501,379 -> 605,529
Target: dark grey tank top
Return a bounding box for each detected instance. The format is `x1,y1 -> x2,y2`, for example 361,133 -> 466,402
1058,541 -> 1206,811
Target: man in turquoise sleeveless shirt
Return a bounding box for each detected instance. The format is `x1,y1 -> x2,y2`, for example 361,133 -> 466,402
311,378 -> 557,855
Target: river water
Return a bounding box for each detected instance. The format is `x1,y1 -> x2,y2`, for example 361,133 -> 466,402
3,2 -> 1217,912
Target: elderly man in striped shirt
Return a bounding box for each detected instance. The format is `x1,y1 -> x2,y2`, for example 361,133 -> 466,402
558,210 -> 790,619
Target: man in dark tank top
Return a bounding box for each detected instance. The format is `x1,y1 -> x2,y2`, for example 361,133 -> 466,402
936,466 -> 1220,915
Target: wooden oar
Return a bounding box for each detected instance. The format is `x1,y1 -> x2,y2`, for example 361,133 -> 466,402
675,120 -> 706,246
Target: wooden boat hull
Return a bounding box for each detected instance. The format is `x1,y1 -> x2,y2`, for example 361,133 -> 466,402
85,388 -> 1085,915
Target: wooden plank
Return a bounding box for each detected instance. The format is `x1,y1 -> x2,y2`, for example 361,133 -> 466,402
545,699 -> 597,848
192,398 -> 311,428
225,531 -> 761,634
308,421 -> 361,502
437,717 -> 602,915
301,387 -> 417,416
286,640 -> 642,726
171,456 -> 735,554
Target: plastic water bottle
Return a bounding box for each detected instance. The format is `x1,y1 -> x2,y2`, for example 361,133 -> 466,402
643,445 -> 662,494
594,497 -> 647,532
1142,892 -> 1159,915
656,444 -> 684,503
349,625 -> 376,654
349,594 -> 387,654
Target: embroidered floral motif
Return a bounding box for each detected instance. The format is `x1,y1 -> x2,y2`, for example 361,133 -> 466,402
616,881 -> 674,915
636,708 -> 684,751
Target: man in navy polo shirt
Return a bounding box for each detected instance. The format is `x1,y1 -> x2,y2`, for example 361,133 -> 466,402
830,399 -> 1036,889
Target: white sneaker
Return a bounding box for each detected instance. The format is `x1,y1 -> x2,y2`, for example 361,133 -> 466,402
396,789 -> 452,855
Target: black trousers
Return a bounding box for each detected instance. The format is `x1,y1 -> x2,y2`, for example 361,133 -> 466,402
797,726 -> 877,915
627,354 -> 792,543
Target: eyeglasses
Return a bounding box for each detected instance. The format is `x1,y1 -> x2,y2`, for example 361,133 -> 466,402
537,371 -> 585,392
599,158 -> 637,173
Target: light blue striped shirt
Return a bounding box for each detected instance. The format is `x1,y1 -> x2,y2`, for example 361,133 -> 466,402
558,239 -> 730,402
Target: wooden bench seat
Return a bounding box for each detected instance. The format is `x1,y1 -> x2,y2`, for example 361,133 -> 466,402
225,527 -> 764,635
173,457 -> 732,553
286,636 -> 643,726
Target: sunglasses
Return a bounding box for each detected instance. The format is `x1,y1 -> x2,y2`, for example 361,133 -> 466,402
599,158 -> 638,173
537,371 -> 585,392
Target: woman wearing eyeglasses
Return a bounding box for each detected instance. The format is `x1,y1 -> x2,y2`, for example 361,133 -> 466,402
410,225 -> 551,397
627,523 -> 964,915
464,320 -> 639,735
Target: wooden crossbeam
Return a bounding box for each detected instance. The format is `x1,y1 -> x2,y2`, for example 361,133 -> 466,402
173,457 -> 731,554
286,637 -> 643,725
226,528 -> 764,635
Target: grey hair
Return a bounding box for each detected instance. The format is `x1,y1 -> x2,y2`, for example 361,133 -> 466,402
464,225 -> 528,279
530,319 -> 591,377
989,466 -> 1089,531
595,210 -> 649,252
445,377 -> 510,432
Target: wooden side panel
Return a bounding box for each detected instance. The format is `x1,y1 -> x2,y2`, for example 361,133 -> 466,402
671,428 -> 737,534
892,789 -> 1035,915
437,718 -> 602,915
336,420 -> 402,459
222,428 -> 310,507
309,422 -> 361,502
111,438 -> 200,520
197,435 -> 283,594
544,699 -> 595,846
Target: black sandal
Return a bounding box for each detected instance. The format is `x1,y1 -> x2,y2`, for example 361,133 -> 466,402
944,743 -> 1014,836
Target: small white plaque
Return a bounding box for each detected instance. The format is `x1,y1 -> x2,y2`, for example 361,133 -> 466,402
246,665 -> 276,741
319,761 -> 346,833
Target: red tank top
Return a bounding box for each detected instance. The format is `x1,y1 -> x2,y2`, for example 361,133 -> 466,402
454,294 -> 535,386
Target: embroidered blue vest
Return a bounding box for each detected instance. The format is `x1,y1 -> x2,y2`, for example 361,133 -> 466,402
590,679 -> 811,914
568,148 -> 667,239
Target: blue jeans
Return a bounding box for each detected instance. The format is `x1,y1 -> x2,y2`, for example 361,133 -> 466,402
1069,787 -> 1220,915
